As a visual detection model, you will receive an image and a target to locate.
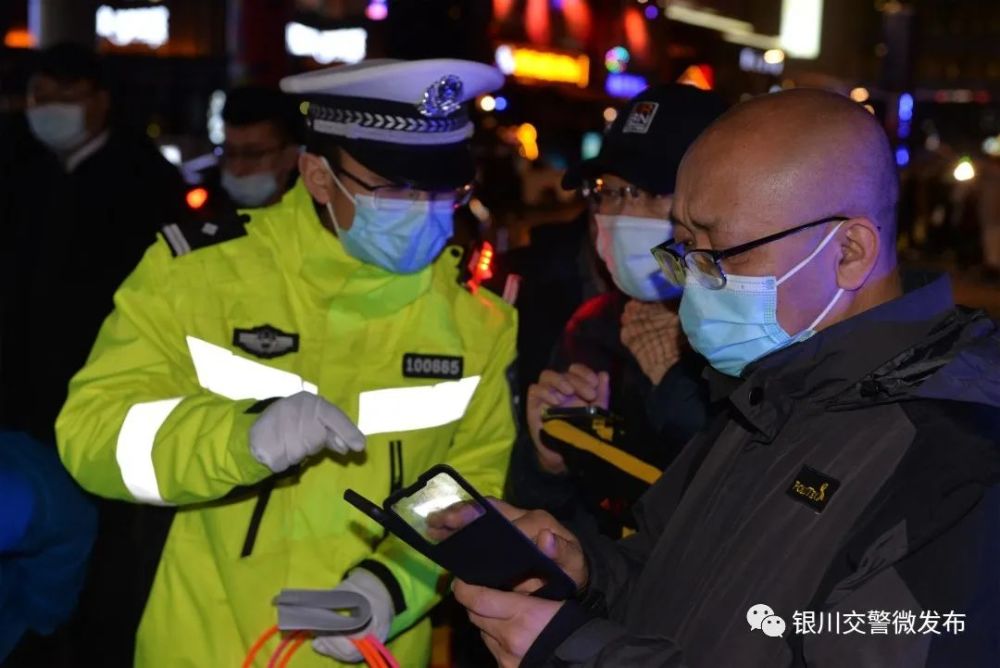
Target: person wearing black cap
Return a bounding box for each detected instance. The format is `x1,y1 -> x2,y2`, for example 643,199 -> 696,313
55,59 -> 518,667
506,84 -> 728,540
216,85 -> 303,209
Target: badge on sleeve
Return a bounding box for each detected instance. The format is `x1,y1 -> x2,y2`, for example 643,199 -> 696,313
233,325 -> 299,359
402,354 -> 463,380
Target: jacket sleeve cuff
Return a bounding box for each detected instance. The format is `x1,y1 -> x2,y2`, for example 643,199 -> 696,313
352,559 -> 407,616
521,599 -> 596,667
228,399 -> 276,484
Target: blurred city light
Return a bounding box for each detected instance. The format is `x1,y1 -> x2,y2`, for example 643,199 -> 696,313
160,145 -> 182,166
96,5 -> 169,48
780,0 -> 823,59
644,5 -> 658,19
763,49 -> 786,64
479,95 -> 497,112
207,90 -> 226,145
740,48 -> 784,76
604,46 -> 631,73
494,96 -> 509,111
495,45 -> 590,87
186,188 -> 209,210
285,23 -> 367,65
953,158 -> 976,183
895,147 -> 909,167
516,123 -> 540,160
603,107 -> 619,123
605,73 -> 648,99
581,132 -> 602,160
678,64 -> 715,91
365,0 -> 388,21
898,92 -> 914,121
3,29 -> 34,49
849,87 -> 870,103
983,137 -> 1000,156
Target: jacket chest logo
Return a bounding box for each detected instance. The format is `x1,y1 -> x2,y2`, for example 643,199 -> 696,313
402,353 -> 463,380
786,465 -> 841,513
233,324 -> 299,359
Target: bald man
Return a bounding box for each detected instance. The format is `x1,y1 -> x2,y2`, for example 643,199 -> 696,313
453,90 -> 1000,667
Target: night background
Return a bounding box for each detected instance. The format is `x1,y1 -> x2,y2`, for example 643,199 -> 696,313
2,2 -> 1000,667
1,0 -> 998,315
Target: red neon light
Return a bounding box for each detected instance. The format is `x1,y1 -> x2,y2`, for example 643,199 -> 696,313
493,0 -> 514,21
562,0 -> 592,42
186,187 -> 209,210
624,7 -> 650,61
525,0 -> 551,45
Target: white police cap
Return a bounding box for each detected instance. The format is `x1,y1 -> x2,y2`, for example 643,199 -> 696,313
280,59 -> 504,147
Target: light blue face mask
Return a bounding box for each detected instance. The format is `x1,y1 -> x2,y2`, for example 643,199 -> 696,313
595,213 -> 680,302
322,159 -> 454,274
221,169 -> 280,208
679,222 -> 845,377
26,103 -> 89,152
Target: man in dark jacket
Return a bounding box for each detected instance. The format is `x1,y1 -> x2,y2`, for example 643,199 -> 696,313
0,43 -> 186,442
0,43 -> 185,667
455,89 -> 1000,667
507,85 -> 727,538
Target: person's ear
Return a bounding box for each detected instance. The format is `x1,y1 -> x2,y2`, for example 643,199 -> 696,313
836,217 -> 880,291
300,152 -> 334,205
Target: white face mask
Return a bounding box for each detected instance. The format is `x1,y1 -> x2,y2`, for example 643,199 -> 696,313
595,213 -> 679,302
26,103 -> 89,152
221,169 -> 280,208
321,158 -> 454,274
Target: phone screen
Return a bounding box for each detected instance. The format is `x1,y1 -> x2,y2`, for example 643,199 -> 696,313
389,471 -> 486,544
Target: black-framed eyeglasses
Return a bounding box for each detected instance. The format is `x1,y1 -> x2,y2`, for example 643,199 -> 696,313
334,165 -> 474,212
581,177 -> 670,214
651,215 -> 849,290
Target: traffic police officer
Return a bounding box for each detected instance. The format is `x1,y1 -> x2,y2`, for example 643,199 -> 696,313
56,59 -> 516,667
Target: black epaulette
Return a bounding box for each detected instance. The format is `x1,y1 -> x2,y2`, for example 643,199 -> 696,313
161,213 -> 251,257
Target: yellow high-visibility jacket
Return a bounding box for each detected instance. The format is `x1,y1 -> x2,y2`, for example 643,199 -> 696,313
56,181 -> 517,667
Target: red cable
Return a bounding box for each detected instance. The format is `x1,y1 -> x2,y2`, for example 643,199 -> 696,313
353,637 -> 387,668
364,635 -> 400,668
244,625 -> 280,668
277,633 -> 308,668
267,633 -> 296,668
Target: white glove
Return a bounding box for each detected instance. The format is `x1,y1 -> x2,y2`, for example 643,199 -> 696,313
249,391 -> 365,473
312,569 -> 394,663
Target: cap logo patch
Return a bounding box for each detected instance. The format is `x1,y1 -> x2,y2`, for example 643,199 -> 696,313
418,75 -> 464,118
622,102 -> 659,134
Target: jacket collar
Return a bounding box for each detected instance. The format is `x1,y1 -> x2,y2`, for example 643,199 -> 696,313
254,179 -> 433,315
706,272 -> 956,439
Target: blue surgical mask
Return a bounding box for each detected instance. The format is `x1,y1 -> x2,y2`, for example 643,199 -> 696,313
679,222 -> 845,377
595,213 -> 679,302
322,159 -> 453,274
221,169 -> 280,208
26,103 -> 89,152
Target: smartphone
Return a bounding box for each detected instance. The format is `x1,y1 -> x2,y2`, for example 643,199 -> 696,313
344,464 -> 577,601
542,405 -> 613,421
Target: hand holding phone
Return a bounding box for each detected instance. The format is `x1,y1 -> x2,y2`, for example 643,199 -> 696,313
526,364 -> 611,474
345,465 -> 578,600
